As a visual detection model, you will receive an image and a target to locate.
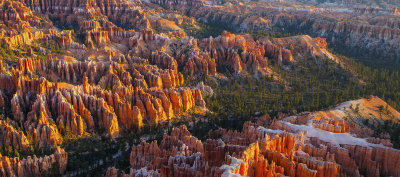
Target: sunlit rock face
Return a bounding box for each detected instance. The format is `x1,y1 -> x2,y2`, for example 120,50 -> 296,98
0,57 -> 206,142
1,0 -> 342,78
0,54 -> 205,176
0,146 -> 68,177
105,96 -> 400,177
0,120 -> 30,151
1,0 -> 400,176
150,0 -> 203,10
129,29 -> 336,76
185,1 -> 400,63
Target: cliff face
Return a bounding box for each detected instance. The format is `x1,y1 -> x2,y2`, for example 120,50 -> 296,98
305,0 -> 400,7
0,1 -> 212,174
128,29 -> 269,75
197,31 -> 269,74
0,120 -> 30,151
0,0 -> 40,30
105,126 -> 224,177
129,29 -> 331,75
0,53 -> 205,145
150,0 -> 203,10
129,28 -> 337,77
1,0 -> 344,80
2,57 -> 205,140
2,0 -> 400,176
260,35 -> 334,64
0,0 -> 51,47
105,96 -> 400,177
0,54 -> 205,175
1,0 -> 148,58
0,146 -> 68,177
308,20 -> 400,60
185,2 -> 400,63
18,0 -> 143,24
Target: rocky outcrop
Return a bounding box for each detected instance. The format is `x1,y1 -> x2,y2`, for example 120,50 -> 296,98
0,1 -> 60,49
0,146 -> 67,177
0,120 -> 30,151
54,30 -> 86,50
343,144 -> 400,177
309,96 -> 400,138
196,82 -> 213,96
2,31 -> 46,47
0,0 -> 41,30
353,7 -> 400,17
0,52 -> 206,175
309,20 -> 400,60
104,167 -> 160,177
264,43 -> 293,64
261,35 -> 337,63
0,0 -> 148,51
130,27 -> 339,76
366,137 -> 393,147
128,126 -> 223,177
150,0 -> 203,10
106,97 -> 400,177
3,57 -> 205,140
184,1 -> 400,62
3,0 -> 400,176
199,31 -> 269,74
17,58 -> 185,90
130,29 -> 271,75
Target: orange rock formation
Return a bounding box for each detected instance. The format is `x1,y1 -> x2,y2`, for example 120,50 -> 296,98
0,146 -> 67,177
105,97 -> 400,177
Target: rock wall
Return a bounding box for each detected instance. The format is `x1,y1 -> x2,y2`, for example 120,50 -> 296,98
185,2 -> 400,62
123,126 -> 224,177
0,120 -> 30,151
105,97 -> 400,177
1,57 -> 205,142
0,146 -> 67,177
150,0 -> 203,9
130,29 -> 277,75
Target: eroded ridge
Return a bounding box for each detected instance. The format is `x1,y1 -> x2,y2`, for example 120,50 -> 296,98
105,97 -> 400,177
